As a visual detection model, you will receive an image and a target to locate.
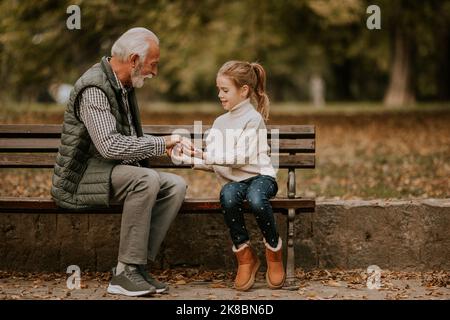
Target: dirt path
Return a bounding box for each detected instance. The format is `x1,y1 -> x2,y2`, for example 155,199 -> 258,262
1,269 -> 448,300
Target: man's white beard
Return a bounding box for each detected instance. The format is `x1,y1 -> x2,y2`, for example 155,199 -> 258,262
131,65 -> 153,88
131,74 -> 145,88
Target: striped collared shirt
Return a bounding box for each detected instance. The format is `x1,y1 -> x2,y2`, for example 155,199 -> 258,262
78,61 -> 166,165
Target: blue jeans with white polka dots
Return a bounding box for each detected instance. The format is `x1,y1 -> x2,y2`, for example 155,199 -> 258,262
220,175 -> 279,248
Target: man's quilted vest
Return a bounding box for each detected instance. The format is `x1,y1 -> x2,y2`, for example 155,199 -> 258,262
51,56 -> 148,210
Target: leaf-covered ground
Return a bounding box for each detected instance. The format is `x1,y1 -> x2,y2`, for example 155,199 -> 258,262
0,268 -> 448,300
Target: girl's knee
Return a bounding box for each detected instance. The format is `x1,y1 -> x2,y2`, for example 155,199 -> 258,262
247,192 -> 271,214
220,184 -> 243,208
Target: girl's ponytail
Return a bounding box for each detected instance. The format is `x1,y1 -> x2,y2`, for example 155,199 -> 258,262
218,60 -> 271,121
250,62 -> 270,121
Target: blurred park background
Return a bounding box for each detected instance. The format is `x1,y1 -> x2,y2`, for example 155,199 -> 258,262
0,0 -> 449,200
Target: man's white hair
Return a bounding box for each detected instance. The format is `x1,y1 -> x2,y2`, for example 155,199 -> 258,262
111,27 -> 159,62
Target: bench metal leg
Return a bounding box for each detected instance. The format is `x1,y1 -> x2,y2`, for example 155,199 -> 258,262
283,167 -> 299,290
283,208 -> 299,290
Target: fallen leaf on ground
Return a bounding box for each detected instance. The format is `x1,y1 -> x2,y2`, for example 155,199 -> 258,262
323,280 -> 341,287
209,283 -> 227,288
272,293 -> 281,297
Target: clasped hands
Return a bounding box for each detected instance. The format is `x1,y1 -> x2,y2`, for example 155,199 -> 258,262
164,134 -> 204,163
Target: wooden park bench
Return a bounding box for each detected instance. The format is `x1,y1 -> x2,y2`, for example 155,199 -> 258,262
0,124 -> 315,289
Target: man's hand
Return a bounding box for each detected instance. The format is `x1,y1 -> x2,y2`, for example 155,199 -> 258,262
164,135 -> 182,158
163,134 -> 181,149
168,143 -> 195,165
165,145 -> 174,157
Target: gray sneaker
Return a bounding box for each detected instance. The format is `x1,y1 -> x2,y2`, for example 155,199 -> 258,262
107,265 -> 156,297
137,265 -> 169,294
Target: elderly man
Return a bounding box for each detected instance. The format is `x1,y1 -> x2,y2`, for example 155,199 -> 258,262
51,28 -> 192,297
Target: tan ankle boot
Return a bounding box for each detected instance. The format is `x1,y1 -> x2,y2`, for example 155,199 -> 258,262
232,243 -> 260,291
264,238 -> 285,289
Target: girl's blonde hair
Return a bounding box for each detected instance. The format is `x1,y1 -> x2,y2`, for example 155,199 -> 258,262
218,60 -> 270,120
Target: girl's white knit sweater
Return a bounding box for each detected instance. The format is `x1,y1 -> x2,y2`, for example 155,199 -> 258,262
194,99 -> 277,185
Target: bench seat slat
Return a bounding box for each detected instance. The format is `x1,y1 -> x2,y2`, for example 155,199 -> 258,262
0,197 -> 315,214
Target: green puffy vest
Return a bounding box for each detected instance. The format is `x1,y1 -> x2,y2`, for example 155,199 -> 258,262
51,56 -> 148,210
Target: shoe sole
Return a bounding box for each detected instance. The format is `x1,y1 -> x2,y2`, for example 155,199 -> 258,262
235,259 -> 261,291
155,287 -> 168,294
107,284 -> 155,297
266,271 -> 286,289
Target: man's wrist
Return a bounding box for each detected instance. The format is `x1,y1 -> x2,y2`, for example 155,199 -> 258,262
155,136 -> 166,155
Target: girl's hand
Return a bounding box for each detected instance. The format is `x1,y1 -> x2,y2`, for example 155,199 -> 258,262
193,147 -> 204,160
181,138 -> 195,156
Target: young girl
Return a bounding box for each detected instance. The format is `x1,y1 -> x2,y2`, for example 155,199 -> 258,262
191,61 -> 285,291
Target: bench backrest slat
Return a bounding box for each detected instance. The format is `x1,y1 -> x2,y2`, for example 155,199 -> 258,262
0,124 -> 315,138
0,138 -> 315,153
0,124 -> 315,169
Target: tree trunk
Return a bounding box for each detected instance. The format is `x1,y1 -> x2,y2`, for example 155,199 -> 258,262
383,28 -> 415,107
